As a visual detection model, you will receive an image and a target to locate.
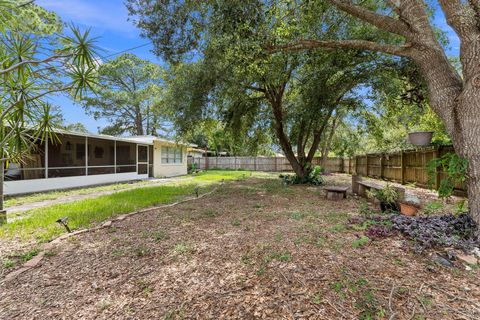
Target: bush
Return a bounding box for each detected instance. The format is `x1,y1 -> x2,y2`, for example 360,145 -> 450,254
279,165 -> 324,186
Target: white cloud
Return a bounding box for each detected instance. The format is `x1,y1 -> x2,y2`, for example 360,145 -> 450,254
36,0 -> 138,36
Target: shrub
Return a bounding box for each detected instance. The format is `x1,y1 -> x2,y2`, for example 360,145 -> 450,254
427,152 -> 467,198
279,165 -> 324,186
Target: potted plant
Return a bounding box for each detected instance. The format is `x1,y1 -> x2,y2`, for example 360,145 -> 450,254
408,125 -> 434,146
399,194 -> 421,216
367,184 -> 399,213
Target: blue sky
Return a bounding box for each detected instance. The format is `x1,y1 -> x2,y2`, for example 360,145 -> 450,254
37,0 -> 460,134
37,0 -> 162,133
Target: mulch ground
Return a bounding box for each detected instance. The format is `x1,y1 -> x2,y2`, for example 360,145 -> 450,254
1,176 -> 479,319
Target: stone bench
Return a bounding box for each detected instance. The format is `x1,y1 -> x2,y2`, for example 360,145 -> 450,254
324,186 -> 349,200
352,174 -> 405,201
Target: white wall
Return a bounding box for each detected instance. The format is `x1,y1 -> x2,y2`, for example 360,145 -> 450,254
4,172 -> 147,196
153,141 -> 188,178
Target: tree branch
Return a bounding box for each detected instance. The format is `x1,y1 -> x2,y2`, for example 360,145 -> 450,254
0,54 -> 71,75
267,39 -> 413,57
439,0 -> 479,39
328,0 -> 411,37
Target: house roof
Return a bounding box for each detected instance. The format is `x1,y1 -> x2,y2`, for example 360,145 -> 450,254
54,130 -> 196,147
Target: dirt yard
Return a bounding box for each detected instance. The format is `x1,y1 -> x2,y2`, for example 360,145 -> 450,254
1,175 -> 479,319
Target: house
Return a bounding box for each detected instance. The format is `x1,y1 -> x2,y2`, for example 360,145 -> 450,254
3,130 -> 193,195
187,147 -> 206,158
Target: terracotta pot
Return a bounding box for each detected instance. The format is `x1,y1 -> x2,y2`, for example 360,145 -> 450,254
400,202 -> 418,216
408,131 -> 433,146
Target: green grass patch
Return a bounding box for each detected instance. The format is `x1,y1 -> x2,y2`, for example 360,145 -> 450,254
1,170 -> 260,242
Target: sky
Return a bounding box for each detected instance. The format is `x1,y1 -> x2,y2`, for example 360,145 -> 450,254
36,0 -> 162,133
36,0 -> 461,134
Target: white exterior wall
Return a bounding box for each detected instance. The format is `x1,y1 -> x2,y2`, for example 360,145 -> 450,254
153,141 -> 188,178
4,172 -> 147,196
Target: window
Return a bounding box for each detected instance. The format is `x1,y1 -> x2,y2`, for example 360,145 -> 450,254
161,146 -> 183,164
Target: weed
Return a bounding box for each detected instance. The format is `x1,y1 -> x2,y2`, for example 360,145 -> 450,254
312,292 -> 322,305
329,224 -> 347,233
203,209 -> 218,217
111,248 -> 125,257
152,230 -> 169,241
11,248 -> 40,262
231,219 -> 241,227
290,212 -> 303,220
2,259 -> 14,268
256,266 -> 266,276
352,236 -> 370,248
274,230 -> 283,242
174,243 -> 193,255
134,246 -> 148,257
423,201 -> 444,215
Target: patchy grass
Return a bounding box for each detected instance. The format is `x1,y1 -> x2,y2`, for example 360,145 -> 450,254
0,170 -> 264,242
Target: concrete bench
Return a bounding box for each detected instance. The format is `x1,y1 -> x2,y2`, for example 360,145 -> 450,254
324,186 -> 349,200
357,180 -> 383,197
352,174 -> 405,201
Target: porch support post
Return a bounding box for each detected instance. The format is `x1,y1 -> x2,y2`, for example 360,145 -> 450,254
45,135 -> 48,179
85,137 -> 88,176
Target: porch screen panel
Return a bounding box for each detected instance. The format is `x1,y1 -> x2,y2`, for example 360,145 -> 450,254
48,134 -> 86,177
4,139 -> 46,181
116,141 -> 136,173
88,138 -> 115,175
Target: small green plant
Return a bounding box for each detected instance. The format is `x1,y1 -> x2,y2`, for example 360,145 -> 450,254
231,219 -> 241,226
2,259 -> 14,268
134,246 -> 148,257
423,201 -> 444,215
152,230 -> 169,241
312,292 -> 322,305
352,236 -> 370,248
454,200 -> 468,215
290,212 -> 302,220
174,243 -> 193,255
366,184 -> 398,204
358,200 -> 372,217
427,152 -> 467,198
203,209 -> 218,217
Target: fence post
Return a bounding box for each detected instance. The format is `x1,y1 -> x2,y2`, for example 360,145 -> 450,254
254,157 -> 257,171
340,158 -> 344,173
400,151 -> 405,185
433,146 -> 440,190
355,156 -> 359,175
234,156 -> 237,170
274,157 -> 278,172
380,154 -> 385,179
366,155 -> 369,177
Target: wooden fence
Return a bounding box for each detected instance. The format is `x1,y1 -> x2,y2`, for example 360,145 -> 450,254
188,156 -> 345,173
188,145 -> 466,194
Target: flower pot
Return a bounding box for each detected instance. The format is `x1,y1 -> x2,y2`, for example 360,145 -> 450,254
408,131 -> 433,146
399,202 -> 418,216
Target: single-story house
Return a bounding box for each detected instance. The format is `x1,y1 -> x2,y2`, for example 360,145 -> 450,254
3,130 -> 194,195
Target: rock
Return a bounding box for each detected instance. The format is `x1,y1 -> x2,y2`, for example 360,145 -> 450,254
431,255 -> 453,267
404,194 -> 421,207
465,265 -> 472,271
445,250 -> 456,261
472,247 -> 480,259
457,254 -> 478,265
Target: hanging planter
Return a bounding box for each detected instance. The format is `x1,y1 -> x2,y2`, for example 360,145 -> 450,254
408,131 -> 433,146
